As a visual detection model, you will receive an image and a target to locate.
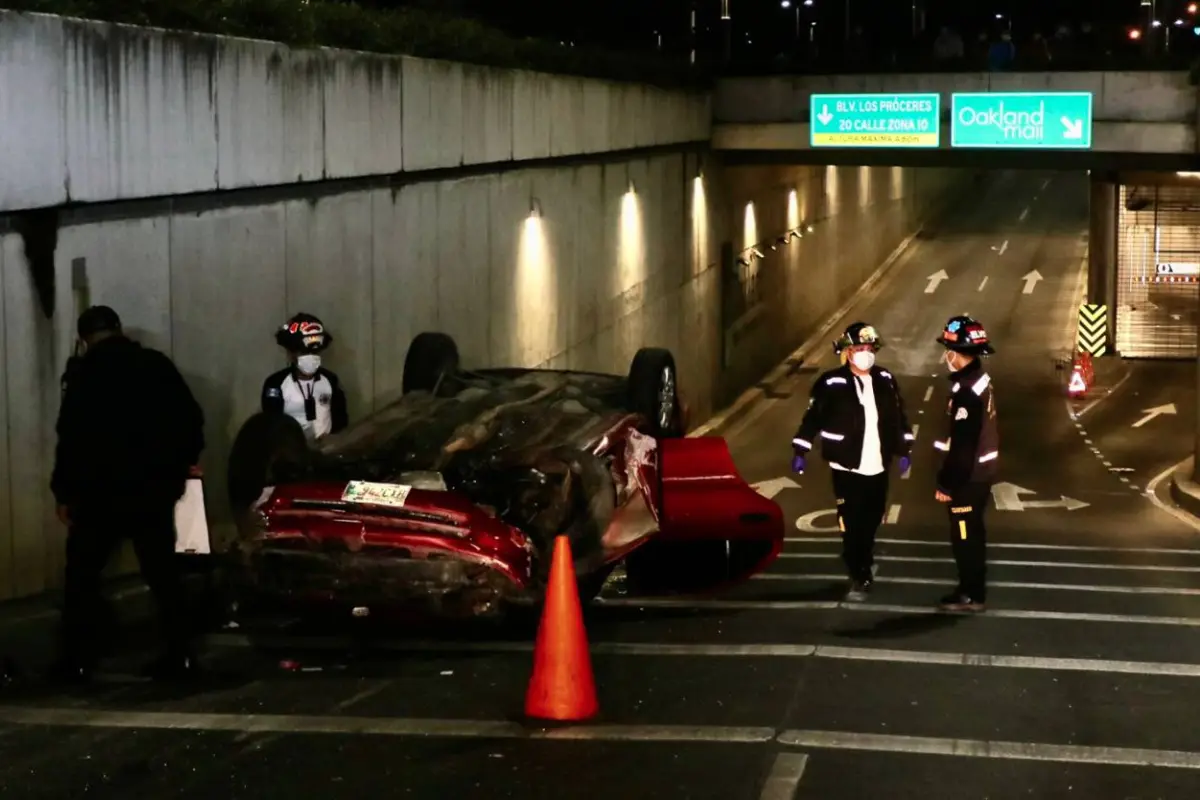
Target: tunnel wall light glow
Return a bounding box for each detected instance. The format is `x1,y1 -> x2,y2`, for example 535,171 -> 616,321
743,202 -> 758,253
619,184 -> 645,293
857,166 -> 871,209
692,176 -> 708,276
516,207 -> 554,364
824,166 -> 839,211
787,190 -> 800,230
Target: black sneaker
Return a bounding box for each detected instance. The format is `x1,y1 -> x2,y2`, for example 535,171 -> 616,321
845,580 -> 873,603
938,592 -> 986,612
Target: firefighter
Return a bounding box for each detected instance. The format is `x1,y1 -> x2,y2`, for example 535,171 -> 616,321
932,314 -> 999,613
50,306 -> 206,682
791,322 -> 914,601
262,312 -> 348,441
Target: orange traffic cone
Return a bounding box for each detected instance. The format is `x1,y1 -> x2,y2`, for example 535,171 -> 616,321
524,535 -> 599,722
1067,365 -> 1088,396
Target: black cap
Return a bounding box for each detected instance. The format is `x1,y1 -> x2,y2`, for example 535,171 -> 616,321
77,305 -> 121,339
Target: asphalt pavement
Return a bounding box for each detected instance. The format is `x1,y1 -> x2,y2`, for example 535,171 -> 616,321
3,169 -> 1200,799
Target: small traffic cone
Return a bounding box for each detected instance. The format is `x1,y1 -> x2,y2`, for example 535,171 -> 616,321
524,535 -> 599,722
1067,365 -> 1088,396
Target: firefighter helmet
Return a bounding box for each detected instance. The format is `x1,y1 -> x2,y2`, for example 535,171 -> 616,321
275,312 -> 333,353
832,321 -> 883,354
936,314 -> 994,355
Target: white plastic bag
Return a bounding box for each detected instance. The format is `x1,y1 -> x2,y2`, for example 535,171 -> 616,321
174,478 -> 210,555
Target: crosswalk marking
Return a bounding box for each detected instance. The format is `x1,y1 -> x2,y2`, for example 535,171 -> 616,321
786,537 -> 1200,556
778,553 -> 1200,572
756,572 -> 1200,596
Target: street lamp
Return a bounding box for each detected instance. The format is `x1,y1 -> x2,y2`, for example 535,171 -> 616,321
781,0 -> 800,39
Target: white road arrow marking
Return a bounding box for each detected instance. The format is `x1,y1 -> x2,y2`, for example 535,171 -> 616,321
752,477 -> 801,500
924,269 -> 949,294
1132,403 -> 1177,428
1061,117 -> 1083,139
1021,269 -> 1043,294
817,105 -> 833,125
991,482 -> 1089,512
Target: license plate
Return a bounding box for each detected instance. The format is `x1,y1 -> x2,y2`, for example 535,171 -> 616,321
341,480 -> 412,508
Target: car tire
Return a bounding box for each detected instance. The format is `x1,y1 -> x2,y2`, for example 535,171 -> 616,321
402,332 -> 460,395
627,347 -> 683,438
227,411 -> 310,513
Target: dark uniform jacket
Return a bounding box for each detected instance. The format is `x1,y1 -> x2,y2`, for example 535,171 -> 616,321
793,363 -> 914,471
933,358 -> 999,493
51,336 -> 205,509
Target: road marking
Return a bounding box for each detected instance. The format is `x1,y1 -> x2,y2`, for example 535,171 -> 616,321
1133,403 -> 1177,428
778,729 -> 1200,770
885,505 -> 901,524
998,240 -> 1009,255
753,477 -> 801,500
977,276 -> 988,291
1069,367 -> 1133,420
796,509 -> 840,533
779,553 -> 1200,572
1019,207 -> 1029,220
911,423 -> 920,439
924,270 -> 949,294
1020,269 -> 1043,294
758,572 -> 1200,597
759,753 -> 808,800
596,598 -> 1200,627
1145,459 -> 1200,534
785,536 -> 1200,556
922,386 -> 933,403
1041,178 -> 1051,190
0,706 -> 775,743
991,482 -> 1088,511
204,634 -> 1200,678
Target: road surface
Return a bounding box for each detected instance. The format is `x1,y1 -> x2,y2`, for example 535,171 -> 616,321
1,170 -> 1199,799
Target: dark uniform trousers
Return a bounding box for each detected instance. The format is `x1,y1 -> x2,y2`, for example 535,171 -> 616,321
832,470 -> 889,583
947,482 -> 990,601
62,500 -> 190,667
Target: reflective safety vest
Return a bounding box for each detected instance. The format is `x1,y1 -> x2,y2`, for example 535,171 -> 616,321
932,360 -> 998,492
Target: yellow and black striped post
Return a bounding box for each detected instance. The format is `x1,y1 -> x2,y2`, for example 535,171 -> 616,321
1076,303 -> 1107,356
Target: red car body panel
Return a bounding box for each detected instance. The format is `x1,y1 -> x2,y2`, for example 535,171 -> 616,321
241,387 -> 784,615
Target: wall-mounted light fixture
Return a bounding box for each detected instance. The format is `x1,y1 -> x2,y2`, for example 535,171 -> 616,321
627,180 -> 636,195
737,256 -> 751,267
529,198 -> 542,218
751,247 -> 765,259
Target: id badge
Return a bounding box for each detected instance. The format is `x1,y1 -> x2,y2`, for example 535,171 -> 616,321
304,395 -> 317,421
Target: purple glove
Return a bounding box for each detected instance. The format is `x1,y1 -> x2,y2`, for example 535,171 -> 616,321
792,454 -> 807,474
899,456 -> 911,474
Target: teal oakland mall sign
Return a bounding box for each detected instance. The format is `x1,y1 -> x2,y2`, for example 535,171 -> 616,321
950,92 -> 1094,149
809,93 -> 940,148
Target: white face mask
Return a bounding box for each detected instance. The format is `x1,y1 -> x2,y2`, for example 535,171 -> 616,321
296,354 -> 321,376
850,351 -> 875,371
944,353 -> 958,372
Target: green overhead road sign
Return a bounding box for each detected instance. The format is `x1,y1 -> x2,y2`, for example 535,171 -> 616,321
951,92 -> 1094,149
809,93 -> 940,148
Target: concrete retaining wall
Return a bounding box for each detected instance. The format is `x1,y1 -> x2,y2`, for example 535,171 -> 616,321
0,158 -> 974,600
0,10 -> 711,213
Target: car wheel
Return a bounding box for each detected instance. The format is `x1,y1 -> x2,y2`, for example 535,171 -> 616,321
402,332 -> 460,395
227,412 -> 310,513
627,347 -> 683,438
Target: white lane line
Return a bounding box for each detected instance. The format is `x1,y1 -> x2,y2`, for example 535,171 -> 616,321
757,572 -> 1200,597
778,553 -> 1200,572
922,386 -> 933,403
885,505 -> 901,524
759,753 -> 808,800
778,729 -> 1200,770
141,634 -> 1200,678
0,706 -> 775,743
595,598 -> 1200,627
977,276 -> 989,291
911,423 -> 920,439
1070,367 -> 1133,420
998,240 -> 1009,255
785,537 -> 1200,556
1019,207 -> 1029,221
1041,178 -> 1051,190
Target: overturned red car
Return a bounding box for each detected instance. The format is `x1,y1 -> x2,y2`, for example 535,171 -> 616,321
224,332 -> 783,618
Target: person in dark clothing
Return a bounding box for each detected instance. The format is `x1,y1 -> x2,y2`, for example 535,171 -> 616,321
791,322 -> 914,602
932,314 -> 999,613
50,306 -> 205,682
262,312 -> 348,441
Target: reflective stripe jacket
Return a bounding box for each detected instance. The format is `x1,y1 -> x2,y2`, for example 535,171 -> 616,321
792,364 -> 914,471
933,359 -> 999,492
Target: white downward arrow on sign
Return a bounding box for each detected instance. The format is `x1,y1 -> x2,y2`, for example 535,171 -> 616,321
1061,117 -> 1083,139
752,477 -> 800,500
1132,403 -> 1177,428
817,104 -> 833,125
1021,269 -> 1043,294
991,482 -> 1089,512
924,269 -> 949,294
